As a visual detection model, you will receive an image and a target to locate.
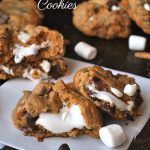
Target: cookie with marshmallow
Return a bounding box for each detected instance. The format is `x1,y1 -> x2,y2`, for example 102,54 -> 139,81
0,25 -> 69,81
73,66 -> 143,120
122,0 -> 150,34
12,80 -> 103,141
73,0 -> 131,39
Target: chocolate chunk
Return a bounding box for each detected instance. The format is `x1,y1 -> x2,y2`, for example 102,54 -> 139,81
107,0 -> 119,11
93,4 -> 100,14
93,77 -> 108,91
58,144 -> 70,150
134,90 -> 143,109
126,114 -> 134,121
26,114 -> 38,129
0,9 -> 9,24
50,64 -> 62,79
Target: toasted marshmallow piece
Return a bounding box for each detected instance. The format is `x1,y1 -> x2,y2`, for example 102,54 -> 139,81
124,84 -> 137,96
99,124 -> 126,148
129,35 -> 147,51
23,68 -> 48,83
74,42 -> 97,60
144,3 -> 150,11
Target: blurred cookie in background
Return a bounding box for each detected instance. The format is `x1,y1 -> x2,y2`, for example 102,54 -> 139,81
73,0 -> 131,40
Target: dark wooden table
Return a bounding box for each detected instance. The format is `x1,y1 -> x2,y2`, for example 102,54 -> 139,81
1,0 -> 150,149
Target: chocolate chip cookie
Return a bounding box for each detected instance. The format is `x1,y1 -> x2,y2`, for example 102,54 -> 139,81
73,66 -> 143,120
12,80 -> 103,141
73,0 -> 131,39
0,25 -> 69,81
122,0 -> 150,34
0,0 -> 43,28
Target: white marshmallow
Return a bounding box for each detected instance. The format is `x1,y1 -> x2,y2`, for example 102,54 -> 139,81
144,3 -> 150,11
87,83 -> 134,111
23,68 -> 48,82
74,42 -> 97,60
36,105 -> 86,133
124,84 -> 137,96
0,65 -> 14,75
99,124 -> 126,148
111,87 -> 123,98
13,41 -> 50,63
40,60 -> 51,73
129,35 -> 147,51
18,31 -> 30,43
111,5 -> 121,11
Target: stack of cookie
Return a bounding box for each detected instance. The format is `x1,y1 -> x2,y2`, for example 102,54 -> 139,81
12,66 -> 143,141
73,0 -> 150,39
0,0 -> 69,81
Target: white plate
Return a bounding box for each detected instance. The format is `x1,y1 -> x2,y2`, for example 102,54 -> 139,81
0,58 -> 150,150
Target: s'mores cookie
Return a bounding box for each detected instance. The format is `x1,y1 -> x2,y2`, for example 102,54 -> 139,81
122,0 -> 150,34
0,25 -> 69,80
73,0 -> 131,39
73,66 -> 143,120
12,80 -> 103,141
0,0 -> 43,28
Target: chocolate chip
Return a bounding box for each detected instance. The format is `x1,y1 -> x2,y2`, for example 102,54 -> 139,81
126,114 -> 134,121
58,144 -> 70,150
107,0 -> 119,11
50,64 -> 63,79
26,114 -> 38,129
109,106 -> 116,115
0,10 -> 9,24
93,77 -> 108,91
93,4 -> 100,14
134,90 -> 143,109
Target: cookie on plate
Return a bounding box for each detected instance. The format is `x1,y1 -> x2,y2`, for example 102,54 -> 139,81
73,66 -> 143,120
73,0 -> 131,39
0,25 -> 69,81
12,80 -> 103,141
0,0 -> 43,28
122,0 -> 150,34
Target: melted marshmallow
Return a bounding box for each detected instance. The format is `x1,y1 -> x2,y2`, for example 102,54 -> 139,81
18,32 -> 30,43
87,83 -> 134,111
111,87 -> 123,98
0,65 -> 14,75
144,3 -> 150,11
124,84 -> 137,96
23,69 -> 48,82
13,41 -> 50,63
36,105 -> 86,133
40,60 -> 51,73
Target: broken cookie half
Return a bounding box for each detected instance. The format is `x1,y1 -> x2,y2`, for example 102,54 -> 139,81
12,80 -> 103,141
73,66 -> 143,120
0,25 -> 69,81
